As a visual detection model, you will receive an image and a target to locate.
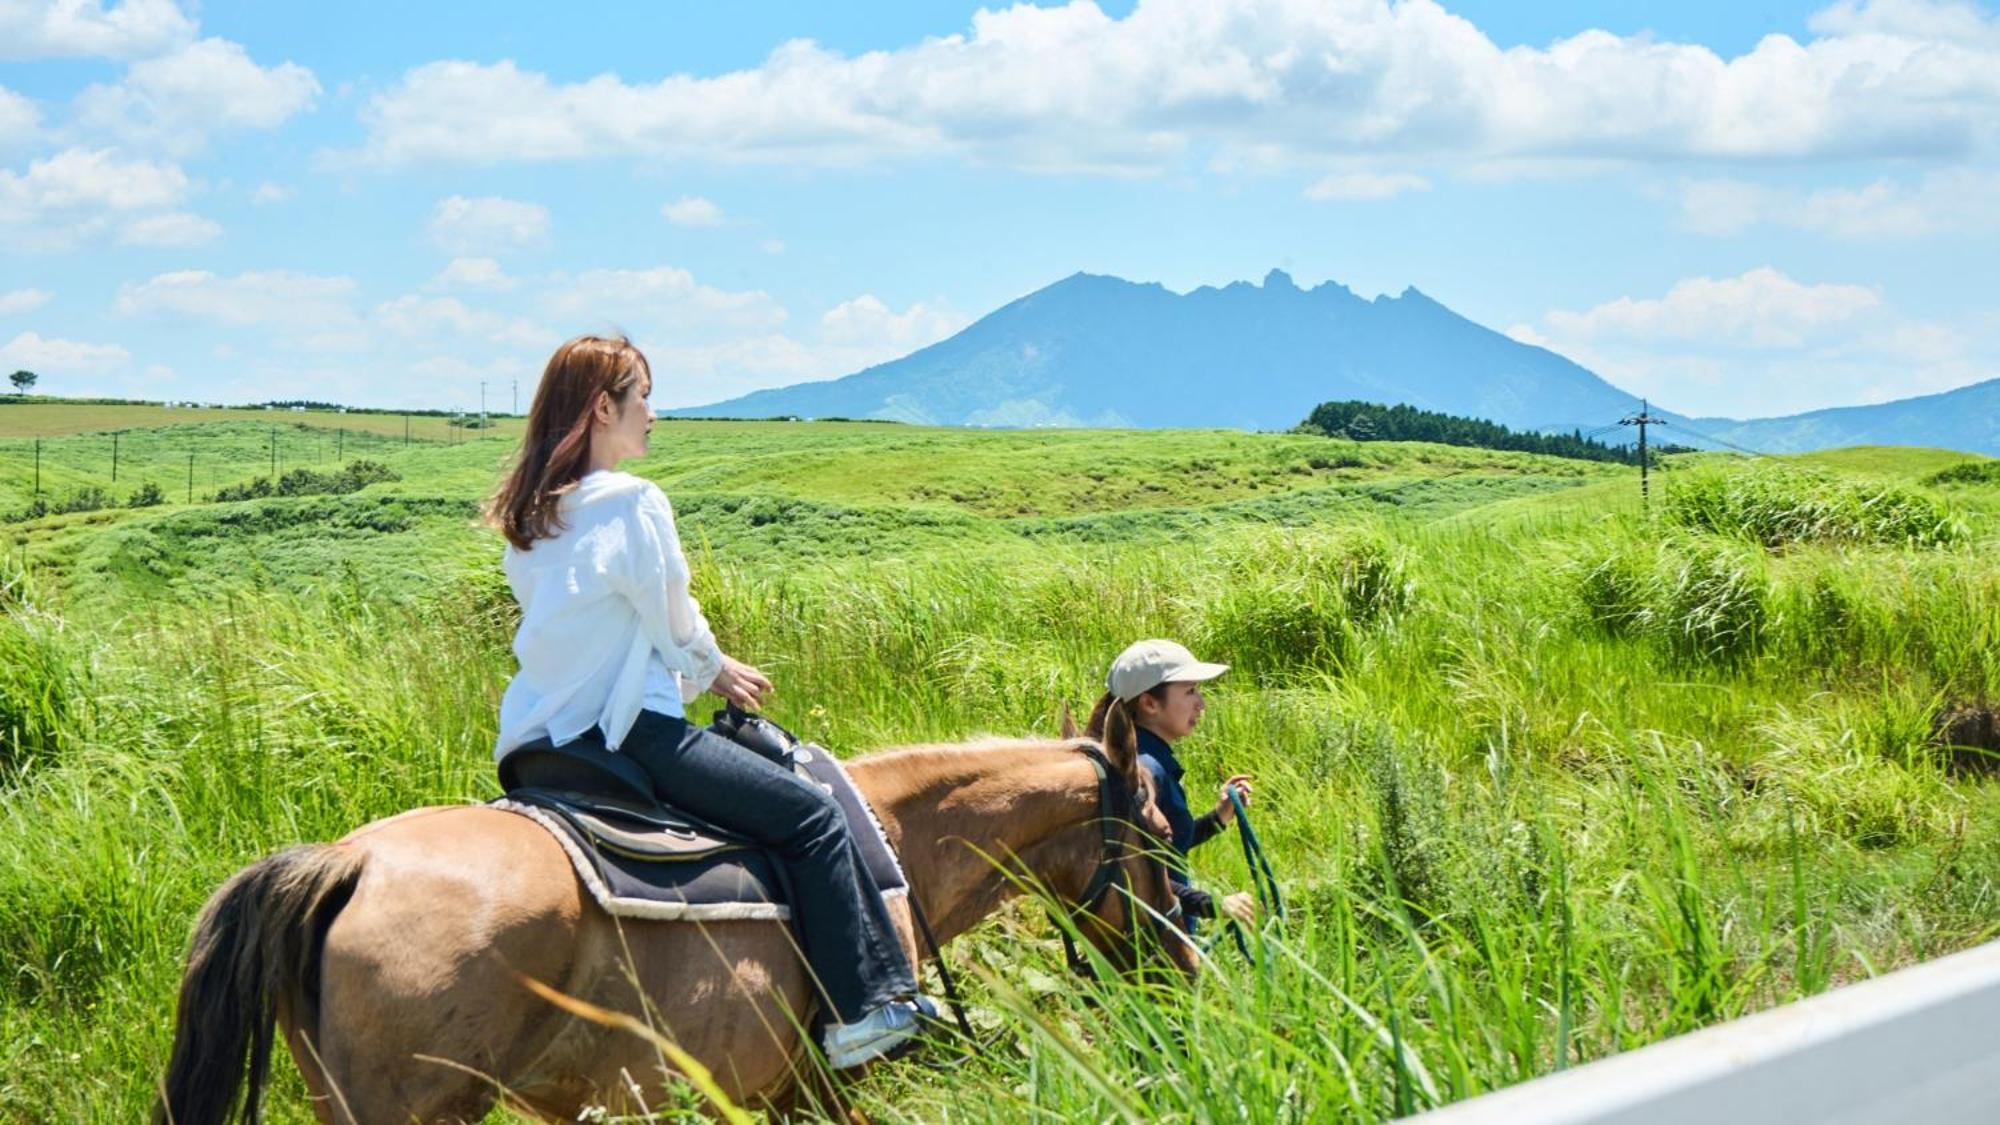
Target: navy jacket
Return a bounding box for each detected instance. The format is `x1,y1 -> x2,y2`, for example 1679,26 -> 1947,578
1136,727 -> 1224,917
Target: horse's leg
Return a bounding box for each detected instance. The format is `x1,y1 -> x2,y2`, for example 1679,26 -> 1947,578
304,808 -> 593,1123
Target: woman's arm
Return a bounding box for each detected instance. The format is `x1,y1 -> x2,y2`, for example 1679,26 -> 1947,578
621,489 -> 727,698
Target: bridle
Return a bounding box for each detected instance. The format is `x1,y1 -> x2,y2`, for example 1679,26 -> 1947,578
1052,742 -> 1186,978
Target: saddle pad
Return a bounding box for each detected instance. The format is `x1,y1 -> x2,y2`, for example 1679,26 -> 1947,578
492,736 -> 906,923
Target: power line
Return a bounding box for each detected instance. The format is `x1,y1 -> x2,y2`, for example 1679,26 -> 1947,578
1655,420 -> 1769,460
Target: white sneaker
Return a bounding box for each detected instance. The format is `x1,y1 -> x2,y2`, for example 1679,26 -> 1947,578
822,996 -> 938,1069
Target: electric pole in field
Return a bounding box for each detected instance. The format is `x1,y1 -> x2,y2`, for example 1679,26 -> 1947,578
1619,399 -> 1666,512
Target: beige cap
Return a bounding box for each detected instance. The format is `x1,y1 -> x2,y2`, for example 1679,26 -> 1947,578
1106,639 -> 1229,702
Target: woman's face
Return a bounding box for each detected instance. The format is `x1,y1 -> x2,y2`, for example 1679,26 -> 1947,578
596,371 -> 655,465
1140,681 -> 1206,742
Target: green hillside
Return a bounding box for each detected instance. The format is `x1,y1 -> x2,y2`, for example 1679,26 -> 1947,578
2,406 -> 1997,1121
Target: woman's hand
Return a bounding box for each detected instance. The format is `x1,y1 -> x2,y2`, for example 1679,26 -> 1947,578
1220,891 -> 1258,926
709,655 -> 773,712
1213,774 -> 1254,824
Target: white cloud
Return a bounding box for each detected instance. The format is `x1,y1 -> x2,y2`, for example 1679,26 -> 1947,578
760,238 -> 786,255
73,38 -> 320,155
117,209 -> 219,246
372,294 -> 552,349
0,288 -> 52,314
114,269 -> 359,332
1544,268 -> 1882,349
661,195 -> 725,227
1522,267 -> 1994,417
545,266 -> 787,333
0,86 -> 40,147
1679,170 -> 2000,237
427,194 -> 549,255
0,146 -> 190,249
0,0 -> 194,61
427,256 -> 516,291
820,294 -> 967,351
0,330 -> 129,372
1304,171 -> 1432,202
346,0 -> 2000,175
250,181 -> 292,204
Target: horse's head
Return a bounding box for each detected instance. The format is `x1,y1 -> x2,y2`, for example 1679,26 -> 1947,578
1056,700 -> 1203,980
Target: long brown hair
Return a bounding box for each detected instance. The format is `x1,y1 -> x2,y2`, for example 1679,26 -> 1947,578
1084,686 -> 1167,741
486,335 -> 649,550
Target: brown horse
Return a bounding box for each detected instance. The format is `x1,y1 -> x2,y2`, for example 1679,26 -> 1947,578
155,707 -> 1197,1123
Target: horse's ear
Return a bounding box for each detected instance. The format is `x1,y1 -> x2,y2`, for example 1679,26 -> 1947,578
1059,702 -> 1079,740
1100,697 -> 1140,783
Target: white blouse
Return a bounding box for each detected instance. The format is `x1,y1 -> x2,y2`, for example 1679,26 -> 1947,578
493,470 -> 725,757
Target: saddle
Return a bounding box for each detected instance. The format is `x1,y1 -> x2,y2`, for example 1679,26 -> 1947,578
492,709 -> 907,923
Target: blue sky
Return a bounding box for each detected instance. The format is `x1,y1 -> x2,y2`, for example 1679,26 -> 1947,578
2,0 -> 1996,420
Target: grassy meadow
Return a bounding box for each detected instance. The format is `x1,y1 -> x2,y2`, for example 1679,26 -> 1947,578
2,402 -> 1998,1121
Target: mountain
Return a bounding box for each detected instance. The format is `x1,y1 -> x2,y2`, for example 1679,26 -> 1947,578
674,269 -> 1999,457
1687,378 -> 2000,457
672,270 -> 1656,434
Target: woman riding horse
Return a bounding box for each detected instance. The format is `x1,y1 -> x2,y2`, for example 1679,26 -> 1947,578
151,339 -> 1200,1124
485,334 -> 933,1069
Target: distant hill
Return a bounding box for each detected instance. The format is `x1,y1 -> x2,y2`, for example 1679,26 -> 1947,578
1688,378 -> 2000,456
673,270 -> 1659,434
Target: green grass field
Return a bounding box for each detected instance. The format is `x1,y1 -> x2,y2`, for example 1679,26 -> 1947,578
1,403 -> 1997,1121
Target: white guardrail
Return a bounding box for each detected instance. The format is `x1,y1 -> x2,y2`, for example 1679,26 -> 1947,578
1408,938 -> 2000,1125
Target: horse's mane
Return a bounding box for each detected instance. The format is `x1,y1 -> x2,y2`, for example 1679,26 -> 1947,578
846,736 -> 1096,798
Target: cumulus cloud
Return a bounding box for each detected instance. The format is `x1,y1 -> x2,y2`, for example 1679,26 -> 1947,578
428,194 -> 549,255
250,181 -> 292,205
1678,170 -> 2000,237
1304,171 -> 1432,201
0,86 -> 40,148
0,146 -> 191,249
0,288 -> 52,314
1543,268 -> 1882,349
345,0 -> 2000,175
1517,266 -> 1994,417
372,294 -> 553,349
115,268 -> 359,333
0,330 -> 130,372
72,38 -> 320,155
0,0 -> 194,61
820,294 -> 967,351
427,256 -> 516,291
117,209 -> 219,246
545,266 -> 787,332
661,195 -> 725,227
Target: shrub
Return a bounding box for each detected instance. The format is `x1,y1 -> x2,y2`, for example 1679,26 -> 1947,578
1569,536 -> 1769,666
1665,465 -> 1962,549
1923,460 -> 2000,487
127,482 -> 164,508
218,461 -> 400,503
0,611 -> 76,776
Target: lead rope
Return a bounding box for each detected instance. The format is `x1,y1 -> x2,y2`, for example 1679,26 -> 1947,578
1219,788 -> 1284,965
904,888 -> 978,1043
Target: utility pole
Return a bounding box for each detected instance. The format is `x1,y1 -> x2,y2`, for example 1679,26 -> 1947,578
337,427 -> 344,461
111,431 -> 119,483
33,438 -> 40,497
404,414 -> 410,446
270,426 -> 277,479
1619,399 -> 1665,512
187,452 -> 194,504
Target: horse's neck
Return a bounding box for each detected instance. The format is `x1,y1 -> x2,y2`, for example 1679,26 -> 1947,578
852,740 -> 1100,944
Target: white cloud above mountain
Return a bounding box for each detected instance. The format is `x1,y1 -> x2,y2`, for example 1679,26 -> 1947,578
1513,266 -> 1994,418
346,0 -> 2000,175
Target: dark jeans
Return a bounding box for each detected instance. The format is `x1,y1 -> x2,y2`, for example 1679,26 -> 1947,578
617,710 -> 917,1023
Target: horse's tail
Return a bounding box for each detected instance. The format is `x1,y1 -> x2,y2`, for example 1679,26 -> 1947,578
154,843 -> 364,1125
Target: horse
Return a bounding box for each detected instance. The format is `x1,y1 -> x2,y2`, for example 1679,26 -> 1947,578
155,705 -> 1198,1123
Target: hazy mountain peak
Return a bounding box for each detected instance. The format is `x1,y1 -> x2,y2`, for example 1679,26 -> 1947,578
1263,268 -> 1298,291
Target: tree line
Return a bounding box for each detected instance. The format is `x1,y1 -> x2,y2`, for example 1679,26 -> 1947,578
1297,399 -> 1687,465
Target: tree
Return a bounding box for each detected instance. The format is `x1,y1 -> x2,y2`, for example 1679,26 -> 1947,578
8,370 -> 33,395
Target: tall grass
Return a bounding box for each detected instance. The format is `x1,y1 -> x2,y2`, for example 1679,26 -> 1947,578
1,451 -> 1997,1120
